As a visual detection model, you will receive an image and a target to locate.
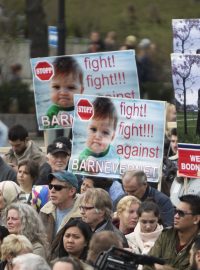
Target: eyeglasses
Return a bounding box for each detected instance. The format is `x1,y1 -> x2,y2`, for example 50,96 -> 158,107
79,205 -> 95,211
49,184 -> 68,191
174,208 -> 194,218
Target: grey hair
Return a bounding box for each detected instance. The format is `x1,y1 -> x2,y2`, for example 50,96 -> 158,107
3,203 -> 49,254
12,253 -> 51,270
122,170 -> 147,185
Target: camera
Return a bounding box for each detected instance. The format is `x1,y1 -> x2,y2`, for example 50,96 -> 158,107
94,246 -> 165,270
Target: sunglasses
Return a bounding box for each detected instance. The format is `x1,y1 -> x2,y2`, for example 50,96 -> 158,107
49,184 -> 68,191
174,208 -> 193,218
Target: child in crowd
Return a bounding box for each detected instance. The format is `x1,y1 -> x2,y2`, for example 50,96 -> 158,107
78,97 -> 120,175
46,56 -> 84,128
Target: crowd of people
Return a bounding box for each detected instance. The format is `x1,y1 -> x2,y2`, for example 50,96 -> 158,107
0,122 -> 198,270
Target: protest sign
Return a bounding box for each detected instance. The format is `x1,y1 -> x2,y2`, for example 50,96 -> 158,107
30,50 -> 140,130
178,143 -> 200,178
172,19 -> 200,53
171,53 -> 200,178
68,94 -> 165,182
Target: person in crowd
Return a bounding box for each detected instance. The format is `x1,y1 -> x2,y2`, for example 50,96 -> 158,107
120,35 -> 137,50
143,194 -> 200,270
0,226 -> 9,258
167,128 -> 178,158
36,137 -> 71,185
190,235 -> 200,270
104,31 -> 117,51
0,120 -> 8,147
3,124 -> 46,170
3,202 -> 49,259
50,218 -> 92,262
80,176 -> 125,208
170,176 -> 200,207
79,188 -> 128,247
0,181 -> 24,223
0,156 -> 16,182
115,195 -> 140,235
78,97 -> 119,175
17,160 -> 39,203
122,170 -> 174,227
86,230 -> 123,267
80,177 -> 95,194
0,234 -> 33,270
39,170 -> 81,243
162,128 -> 178,196
12,253 -> 51,270
52,256 -> 85,270
85,31 -> 105,53
46,56 -> 84,129
126,200 -> 163,255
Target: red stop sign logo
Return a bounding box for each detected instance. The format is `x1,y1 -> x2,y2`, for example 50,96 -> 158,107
77,99 -> 94,121
34,61 -> 54,81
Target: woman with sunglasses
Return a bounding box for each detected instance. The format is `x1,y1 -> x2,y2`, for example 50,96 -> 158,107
126,199 -> 163,257
49,218 -> 92,264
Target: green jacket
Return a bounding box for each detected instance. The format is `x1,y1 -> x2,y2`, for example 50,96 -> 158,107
143,227 -> 199,270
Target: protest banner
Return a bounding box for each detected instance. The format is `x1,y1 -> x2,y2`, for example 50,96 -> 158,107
178,143 -> 200,178
172,19 -> 200,53
171,53 -> 200,178
68,94 -> 165,182
30,50 -> 139,130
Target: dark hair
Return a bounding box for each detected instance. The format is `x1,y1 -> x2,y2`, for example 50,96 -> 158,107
170,128 -> 177,137
87,231 -> 122,266
179,194 -> 200,215
92,97 -> 118,130
83,176 -> 113,189
8,125 -> 28,141
53,136 -> 72,152
137,200 -> 160,218
53,256 -> 84,270
0,225 -> 9,241
53,56 -> 83,84
55,218 -> 92,260
18,160 -> 39,183
192,235 -> 200,253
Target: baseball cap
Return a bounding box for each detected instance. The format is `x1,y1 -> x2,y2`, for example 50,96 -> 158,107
48,170 -> 78,189
49,142 -> 69,155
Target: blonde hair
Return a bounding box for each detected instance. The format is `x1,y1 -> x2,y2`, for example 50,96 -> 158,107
80,188 -> 113,219
1,234 -> 33,260
116,195 -> 140,217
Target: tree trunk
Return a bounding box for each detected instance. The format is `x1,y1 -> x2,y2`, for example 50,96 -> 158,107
26,0 -> 49,57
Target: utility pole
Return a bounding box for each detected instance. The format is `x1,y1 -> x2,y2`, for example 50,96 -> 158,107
57,0 -> 66,55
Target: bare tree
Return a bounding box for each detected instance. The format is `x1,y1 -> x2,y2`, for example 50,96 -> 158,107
173,19 -> 200,53
172,55 -> 200,134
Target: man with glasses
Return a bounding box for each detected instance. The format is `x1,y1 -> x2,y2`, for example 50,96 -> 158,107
40,170 -> 81,243
122,170 -> 174,227
79,188 -> 128,247
143,194 -> 200,270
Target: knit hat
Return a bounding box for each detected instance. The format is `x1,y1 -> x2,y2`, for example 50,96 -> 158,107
125,35 -> 137,47
0,181 -> 22,206
138,38 -> 151,49
48,170 -> 78,189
